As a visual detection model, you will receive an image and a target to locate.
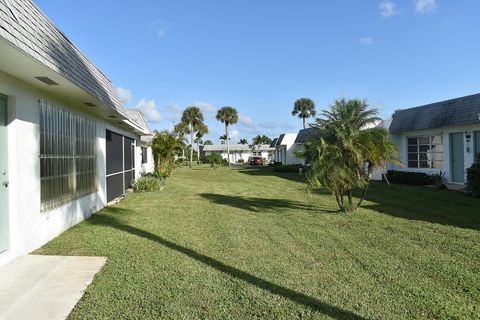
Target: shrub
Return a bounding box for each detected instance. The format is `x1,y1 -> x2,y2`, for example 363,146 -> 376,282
133,176 -> 163,192
386,170 -> 436,186
206,153 -> 224,170
466,155 -> 480,197
237,159 -> 245,164
273,164 -> 304,173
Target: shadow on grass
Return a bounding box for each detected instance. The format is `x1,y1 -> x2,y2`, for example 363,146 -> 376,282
359,183 -> 480,231
199,193 -> 314,213
87,212 -> 366,320
236,166 -> 305,183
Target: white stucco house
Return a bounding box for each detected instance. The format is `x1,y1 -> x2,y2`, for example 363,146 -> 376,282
203,144 -> 275,163
0,0 -> 153,267
388,94 -> 480,184
272,132 -> 303,165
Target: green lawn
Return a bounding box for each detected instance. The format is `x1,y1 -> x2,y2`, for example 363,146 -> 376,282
36,166 -> 480,319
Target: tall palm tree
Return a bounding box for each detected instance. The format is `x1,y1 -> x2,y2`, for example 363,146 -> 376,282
305,98 -> 399,212
292,98 -> 316,129
181,106 -> 204,168
195,122 -> 208,165
238,139 -> 248,145
173,122 -> 189,161
216,106 -> 238,166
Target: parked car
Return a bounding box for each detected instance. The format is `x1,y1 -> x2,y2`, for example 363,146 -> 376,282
250,157 -> 263,166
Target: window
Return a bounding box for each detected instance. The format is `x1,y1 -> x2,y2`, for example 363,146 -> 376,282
407,135 -> 443,169
475,131 -> 480,159
106,130 -> 135,202
141,147 -> 147,164
40,100 -> 96,211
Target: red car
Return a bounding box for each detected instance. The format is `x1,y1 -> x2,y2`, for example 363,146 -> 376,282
250,157 -> 263,166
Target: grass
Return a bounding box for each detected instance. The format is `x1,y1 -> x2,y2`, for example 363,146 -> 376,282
36,166 -> 480,319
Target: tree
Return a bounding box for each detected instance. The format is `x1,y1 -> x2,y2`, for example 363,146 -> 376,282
173,122 -> 189,160
292,98 -> 316,129
206,153 -> 223,170
304,98 -> 399,212
150,130 -> 183,178
204,140 -> 213,146
195,122 -> 209,165
238,139 -> 248,145
252,135 -> 272,145
216,107 -> 238,166
181,106 -> 204,168
219,134 -> 231,143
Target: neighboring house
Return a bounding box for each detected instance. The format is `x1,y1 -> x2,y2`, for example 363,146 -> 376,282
389,93 -> 480,184
291,127 -> 322,165
0,0 -> 150,267
272,133 -> 303,165
125,109 -> 155,175
203,144 -> 275,163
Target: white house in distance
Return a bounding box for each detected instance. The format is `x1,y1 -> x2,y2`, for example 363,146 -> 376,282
0,0 -> 152,267
388,93 -> 480,184
125,109 -> 155,175
272,133 -> 303,165
203,144 -> 275,163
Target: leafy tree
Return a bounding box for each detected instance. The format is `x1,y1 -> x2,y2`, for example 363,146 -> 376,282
216,106 -> 238,166
204,140 -> 213,146
238,139 -> 248,145
181,106 -> 204,168
252,135 -> 272,145
292,98 -> 316,129
150,130 -> 183,178
304,98 -> 399,212
195,122 -> 209,165
206,153 -> 223,170
173,122 -> 189,160
219,134 -> 231,143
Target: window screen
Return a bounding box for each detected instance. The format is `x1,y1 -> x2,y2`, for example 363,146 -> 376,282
40,100 -> 97,212
141,147 -> 147,164
407,135 -> 443,169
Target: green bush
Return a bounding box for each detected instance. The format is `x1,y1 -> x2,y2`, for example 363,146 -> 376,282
273,164 -> 304,173
466,155 -> 480,197
237,159 -> 245,164
206,153 -> 224,170
387,170 -> 435,186
133,176 -> 163,192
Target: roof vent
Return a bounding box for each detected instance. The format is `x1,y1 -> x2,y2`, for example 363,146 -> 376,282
84,102 -> 97,107
35,76 -> 59,86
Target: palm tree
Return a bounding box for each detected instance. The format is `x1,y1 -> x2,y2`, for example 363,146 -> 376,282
173,122 -> 189,160
252,135 -> 272,145
204,140 -> 213,146
216,106 -> 238,166
150,130 -> 183,178
305,98 -> 399,212
292,98 -> 316,129
238,139 -> 248,145
195,122 -> 208,165
181,106 -> 204,168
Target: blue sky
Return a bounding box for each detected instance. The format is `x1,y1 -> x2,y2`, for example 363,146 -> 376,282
36,0 -> 480,143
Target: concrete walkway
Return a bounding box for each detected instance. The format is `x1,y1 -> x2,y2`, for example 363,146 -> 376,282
0,255 -> 107,320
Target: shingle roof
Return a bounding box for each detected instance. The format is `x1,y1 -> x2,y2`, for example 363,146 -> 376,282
125,109 -> 150,133
0,0 -> 125,114
203,144 -> 274,152
294,127 -> 322,144
390,93 -> 480,133
376,119 -> 392,130
276,134 -> 286,146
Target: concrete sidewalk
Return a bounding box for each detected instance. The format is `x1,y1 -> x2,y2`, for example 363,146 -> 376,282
0,255 -> 107,320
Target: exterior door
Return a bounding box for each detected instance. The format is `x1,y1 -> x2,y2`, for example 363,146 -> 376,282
450,132 -> 465,183
0,95 -> 8,254
475,131 -> 480,160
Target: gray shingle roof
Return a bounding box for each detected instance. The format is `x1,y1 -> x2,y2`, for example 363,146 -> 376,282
0,0 -> 125,114
276,134 -> 286,146
390,93 -> 480,133
125,109 -> 150,133
269,138 -> 278,148
294,127 -> 322,144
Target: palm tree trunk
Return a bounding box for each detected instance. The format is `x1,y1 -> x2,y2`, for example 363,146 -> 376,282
196,140 -> 200,165
226,124 -> 230,167
357,167 -> 373,208
189,123 -> 193,168
303,117 -> 306,129
347,189 -> 354,212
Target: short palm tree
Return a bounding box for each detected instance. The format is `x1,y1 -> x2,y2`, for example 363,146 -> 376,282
195,122 -> 208,165
305,98 -> 399,212
216,106 -> 238,166
150,130 -> 183,178
181,106 -> 204,168
173,122 -> 189,161
292,98 -> 316,129
238,139 -> 248,145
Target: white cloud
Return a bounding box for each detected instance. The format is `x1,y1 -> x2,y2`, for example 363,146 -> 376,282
415,0 -> 437,14
149,19 -> 168,39
238,114 -> 254,127
230,129 -> 240,140
135,99 -> 162,122
193,101 -> 216,113
379,1 -> 396,17
360,37 -> 374,46
116,87 -> 132,104
164,102 -> 182,122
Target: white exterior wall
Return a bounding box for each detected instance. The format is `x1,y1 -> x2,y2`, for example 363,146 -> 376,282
275,133 -> 303,165
389,124 -> 480,183
0,71 -> 140,267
